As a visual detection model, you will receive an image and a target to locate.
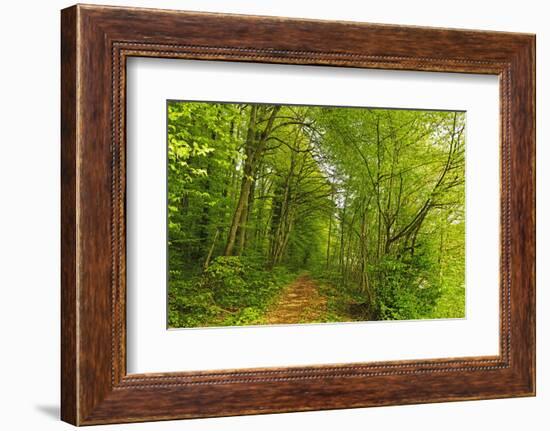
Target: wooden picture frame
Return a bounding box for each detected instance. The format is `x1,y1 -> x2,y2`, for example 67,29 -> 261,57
61,4 -> 535,425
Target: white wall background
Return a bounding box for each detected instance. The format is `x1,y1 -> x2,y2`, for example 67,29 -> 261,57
0,0 -> 546,429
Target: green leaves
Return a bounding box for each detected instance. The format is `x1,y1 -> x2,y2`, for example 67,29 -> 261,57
167,256 -> 295,327
166,101 -> 465,327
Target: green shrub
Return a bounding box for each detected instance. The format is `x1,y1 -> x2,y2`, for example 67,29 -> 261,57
203,256 -> 248,308
168,256 -> 295,328
372,253 -> 441,320
167,278 -> 218,328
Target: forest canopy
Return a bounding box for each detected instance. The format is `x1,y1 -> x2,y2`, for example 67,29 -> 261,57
167,101 -> 466,328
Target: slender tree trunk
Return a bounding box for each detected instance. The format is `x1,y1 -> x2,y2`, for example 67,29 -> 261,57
203,229 -> 220,270
224,106 -> 258,255
326,187 -> 334,270
269,151 -> 295,266
359,209 -> 369,293
225,105 -> 281,256
339,193 -> 347,279
254,171 -> 268,252
237,177 -> 255,255
277,213 -> 294,264
225,167 -> 254,255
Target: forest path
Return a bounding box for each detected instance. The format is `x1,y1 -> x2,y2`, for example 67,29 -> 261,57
263,274 -> 327,324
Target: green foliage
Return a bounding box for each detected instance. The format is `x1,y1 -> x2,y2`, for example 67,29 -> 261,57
203,256 -> 248,307
168,256 -> 295,327
167,102 -> 243,262
167,277 -> 217,328
372,253 -> 441,320
166,101 -> 466,327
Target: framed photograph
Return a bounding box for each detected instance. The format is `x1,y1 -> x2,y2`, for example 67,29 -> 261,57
61,4 -> 535,425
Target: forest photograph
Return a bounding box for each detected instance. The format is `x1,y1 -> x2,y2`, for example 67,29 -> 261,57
167,101 -> 466,329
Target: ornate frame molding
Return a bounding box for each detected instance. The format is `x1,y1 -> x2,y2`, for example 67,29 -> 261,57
61,5 -> 535,425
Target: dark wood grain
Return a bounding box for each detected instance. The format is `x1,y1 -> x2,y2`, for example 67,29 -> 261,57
61,4 -> 535,425
60,6 -> 78,425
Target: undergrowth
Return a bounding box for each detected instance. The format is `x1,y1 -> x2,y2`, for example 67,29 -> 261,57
168,256 -> 295,328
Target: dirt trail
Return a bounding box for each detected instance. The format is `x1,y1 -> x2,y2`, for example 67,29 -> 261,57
263,274 -> 327,324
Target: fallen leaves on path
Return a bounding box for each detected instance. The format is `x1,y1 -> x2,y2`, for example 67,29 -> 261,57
263,274 -> 327,324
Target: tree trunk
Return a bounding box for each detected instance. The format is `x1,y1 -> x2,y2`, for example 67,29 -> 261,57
225,171 -> 253,256
203,229 -> 220,270
225,105 -> 281,256
224,106 -> 258,256
237,176 -> 256,255
339,194 -> 347,283
326,189 -> 333,270
269,152 -> 295,266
